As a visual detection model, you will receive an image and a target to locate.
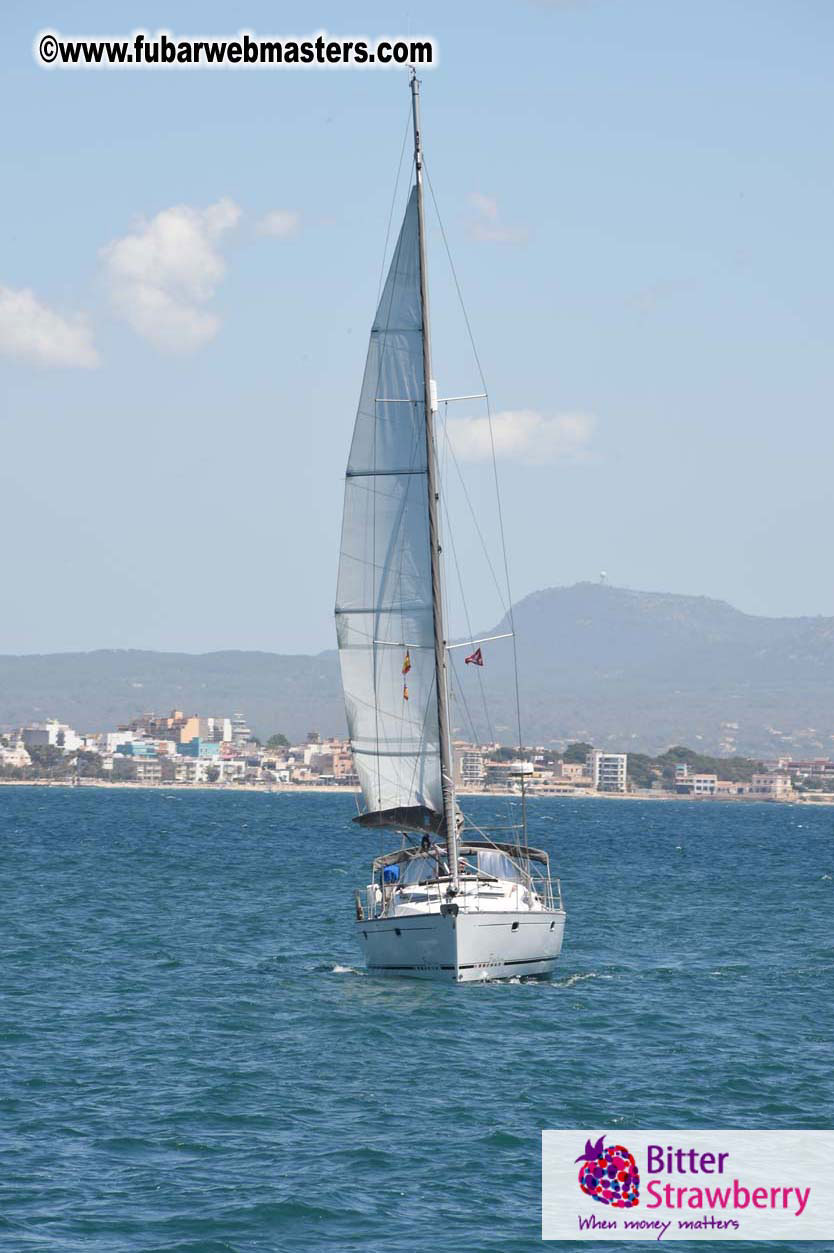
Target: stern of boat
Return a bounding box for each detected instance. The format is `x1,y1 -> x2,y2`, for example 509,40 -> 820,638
357,905 -> 566,982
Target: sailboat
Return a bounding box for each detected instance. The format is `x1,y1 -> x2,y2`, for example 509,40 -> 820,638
335,73 -> 566,982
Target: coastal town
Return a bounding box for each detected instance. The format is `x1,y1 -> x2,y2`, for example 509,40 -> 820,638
2,708 -> 834,803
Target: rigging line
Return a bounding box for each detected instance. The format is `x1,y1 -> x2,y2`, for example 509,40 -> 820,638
461,811 -> 526,863
441,419 -> 508,616
442,566 -> 501,812
436,413 -> 493,756
403,662 -> 441,823
434,420 -> 475,821
444,442 -> 517,851
436,403 -> 459,754
439,402 -> 514,834
436,465 -> 479,750
438,406 -> 511,837
425,170 -> 521,847
440,563 -> 480,759
424,161 -> 524,765
446,648 -> 480,753
341,477 -> 426,511
376,103 -> 413,307
451,626 -> 493,760
345,688 -> 430,724
439,477 -> 496,749
433,406 -> 452,717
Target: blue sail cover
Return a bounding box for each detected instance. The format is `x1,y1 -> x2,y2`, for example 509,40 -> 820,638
335,187 -> 442,821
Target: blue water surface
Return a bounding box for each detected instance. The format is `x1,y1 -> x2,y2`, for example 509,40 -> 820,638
1,788 -> 832,1252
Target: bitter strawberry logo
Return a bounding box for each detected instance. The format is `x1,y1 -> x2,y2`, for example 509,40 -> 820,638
576,1135 -> 640,1207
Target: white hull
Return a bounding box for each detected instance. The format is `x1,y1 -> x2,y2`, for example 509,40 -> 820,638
358,907 -> 566,983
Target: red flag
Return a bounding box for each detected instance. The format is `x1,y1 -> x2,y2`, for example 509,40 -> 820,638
464,647 -> 484,667
402,683 -> 409,701
402,650 -> 412,675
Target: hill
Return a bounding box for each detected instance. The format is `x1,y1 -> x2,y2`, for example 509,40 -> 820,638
2,583 -> 833,756
478,583 -> 834,755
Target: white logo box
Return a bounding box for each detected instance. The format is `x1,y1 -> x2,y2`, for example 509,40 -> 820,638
542,1130 -> 834,1241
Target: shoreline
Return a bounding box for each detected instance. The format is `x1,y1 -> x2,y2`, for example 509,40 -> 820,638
0,779 -> 829,805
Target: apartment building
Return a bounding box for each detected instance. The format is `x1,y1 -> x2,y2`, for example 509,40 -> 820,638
691,773 -> 718,796
23,720 -> 83,752
749,773 -> 794,800
455,748 -> 486,788
587,749 -> 628,793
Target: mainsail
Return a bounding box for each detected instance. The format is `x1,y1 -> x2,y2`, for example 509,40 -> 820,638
335,187 -> 443,828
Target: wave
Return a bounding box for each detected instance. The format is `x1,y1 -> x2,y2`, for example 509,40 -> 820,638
555,971 -> 603,988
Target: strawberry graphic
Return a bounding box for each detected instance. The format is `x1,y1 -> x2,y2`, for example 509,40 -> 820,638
576,1135 -> 640,1208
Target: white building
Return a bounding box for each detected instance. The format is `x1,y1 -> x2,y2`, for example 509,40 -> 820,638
484,760 -> 533,789
159,756 -> 245,784
750,773 -> 794,800
0,739 -> 31,768
587,749 -> 628,793
100,730 -> 137,752
134,758 -> 162,785
673,764 -> 718,796
456,749 -> 486,787
22,720 -> 82,753
196,716 -> 232,743
231,714 -> 252,747
219,759 -> 246,783
691,773 -> 718,796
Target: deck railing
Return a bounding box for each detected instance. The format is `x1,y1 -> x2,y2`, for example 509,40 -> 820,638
359,870 -> 563,920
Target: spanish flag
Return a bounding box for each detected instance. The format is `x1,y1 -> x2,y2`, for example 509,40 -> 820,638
402,650 -> 412,675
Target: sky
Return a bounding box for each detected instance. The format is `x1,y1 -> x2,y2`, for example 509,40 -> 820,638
1,0 -> 833,655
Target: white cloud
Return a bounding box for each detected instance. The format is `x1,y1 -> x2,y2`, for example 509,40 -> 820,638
257,209 -> 301,238
446,410 -> 595,465
468,193 -> 528,245
0,284 -> 99,369
100,198 -> 241,352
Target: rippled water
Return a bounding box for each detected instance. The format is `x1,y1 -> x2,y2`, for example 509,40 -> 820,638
1,788 -> 832,1252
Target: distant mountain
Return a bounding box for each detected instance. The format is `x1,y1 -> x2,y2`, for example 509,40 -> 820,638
2,583 -> 834,756
476,583 -> 834,756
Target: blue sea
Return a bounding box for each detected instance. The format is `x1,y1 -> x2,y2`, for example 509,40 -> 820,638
1,787 -> 832,1252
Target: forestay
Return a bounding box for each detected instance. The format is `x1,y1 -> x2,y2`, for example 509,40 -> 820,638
335,187 -> 442,823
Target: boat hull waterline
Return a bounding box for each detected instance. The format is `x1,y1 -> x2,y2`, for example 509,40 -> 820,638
358,908 -> 567,983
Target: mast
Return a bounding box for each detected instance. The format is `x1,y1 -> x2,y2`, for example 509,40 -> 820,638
410,70 -> 460,891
